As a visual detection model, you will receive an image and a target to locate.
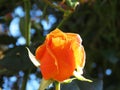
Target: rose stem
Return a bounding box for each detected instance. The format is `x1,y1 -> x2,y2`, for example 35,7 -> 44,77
21,0 -> 31,90
55,82 -> 61,90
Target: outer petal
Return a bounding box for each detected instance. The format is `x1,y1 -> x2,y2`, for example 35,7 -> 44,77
72,43 -> 85,69
45,29 -> 76,81
66,33 -> 82,44
66,33 -> 85,70
35,44 -> 46,62
35,44 -> 58,80
46,28 -> 67,40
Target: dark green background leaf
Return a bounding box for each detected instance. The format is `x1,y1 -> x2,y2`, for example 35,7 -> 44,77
0,46 -> 35,72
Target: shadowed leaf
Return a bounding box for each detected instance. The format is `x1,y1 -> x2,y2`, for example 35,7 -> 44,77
0,46 -> 35,72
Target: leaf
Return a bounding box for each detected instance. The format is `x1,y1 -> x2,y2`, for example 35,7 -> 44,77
26,47 -> 40,67
66,0 -> 79,9
0,46 -> 35,72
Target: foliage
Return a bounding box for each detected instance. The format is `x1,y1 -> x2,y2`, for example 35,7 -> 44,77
0,0 -> 120,90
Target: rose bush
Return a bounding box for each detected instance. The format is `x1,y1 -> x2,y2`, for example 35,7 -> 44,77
35,28 -> 86,81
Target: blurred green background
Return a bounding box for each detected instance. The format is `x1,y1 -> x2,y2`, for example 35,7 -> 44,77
0,0 -> 120,90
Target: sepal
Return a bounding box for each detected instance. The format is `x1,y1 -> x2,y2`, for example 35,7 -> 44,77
73,71 -> 92,82
62,78 -> 76,83
38,78 -> 53,90
26,47 -> 40,67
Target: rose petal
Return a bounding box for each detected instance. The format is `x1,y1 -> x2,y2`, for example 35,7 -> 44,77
36,44 -> 58,80
45,30 -> 76,81
67,33 -> 85,69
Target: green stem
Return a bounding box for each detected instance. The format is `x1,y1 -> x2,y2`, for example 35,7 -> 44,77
43,0 -> 74,29
21,71 -> 29,90
55,82 -> 61,90
41,4 -> 48,19
57,11 -> 72,28
21,0 -> 31,90
21,69 -> 31,90
24,0 -> 31,46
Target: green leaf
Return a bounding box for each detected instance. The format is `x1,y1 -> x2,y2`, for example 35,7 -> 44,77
66,0 -> 79,9
0,46 -> 35,72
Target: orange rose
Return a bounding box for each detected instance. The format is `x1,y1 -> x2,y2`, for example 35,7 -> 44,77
35,28 -> 85,82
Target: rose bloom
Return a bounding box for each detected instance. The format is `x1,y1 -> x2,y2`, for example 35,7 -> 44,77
35,28 -> 85,82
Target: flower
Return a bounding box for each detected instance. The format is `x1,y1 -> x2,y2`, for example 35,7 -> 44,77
35,28 -> 86,82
